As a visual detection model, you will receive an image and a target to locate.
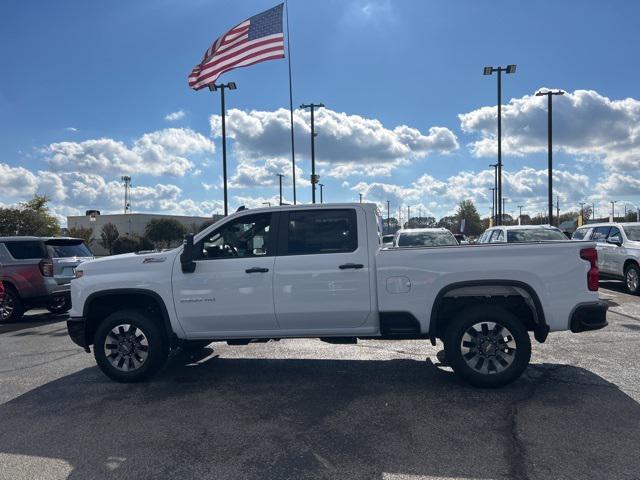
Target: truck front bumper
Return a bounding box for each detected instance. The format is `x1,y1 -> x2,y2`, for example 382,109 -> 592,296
67,316 -> 90,352
570,301 -> 608,333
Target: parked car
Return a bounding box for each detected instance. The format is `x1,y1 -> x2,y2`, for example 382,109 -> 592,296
394,228 -> 459,247
67,203 -> 606,387
572,222 -> 640,294
381,234 -> 395,248
0,237 -> 93,322
477,225 -> 568,244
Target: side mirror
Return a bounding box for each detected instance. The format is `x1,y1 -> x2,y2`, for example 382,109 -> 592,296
180,234 -> 196,273
607,235 -> 622,247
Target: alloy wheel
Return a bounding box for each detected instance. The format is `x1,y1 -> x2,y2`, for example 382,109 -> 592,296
0,295 -> 14,321
104,324 -> 149,372
460,321 -> 517,375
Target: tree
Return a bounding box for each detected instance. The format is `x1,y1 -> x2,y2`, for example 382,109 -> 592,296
68,226 -> 94,245
407,216 -> 436,228
437,216 -> 457,232
99,223 -> 120,255
111,236 -> 140,255
454,200 -> 482,236
0,195 -> 60,236
145,218 -> 187,248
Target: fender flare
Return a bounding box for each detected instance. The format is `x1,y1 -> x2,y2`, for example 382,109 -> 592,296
83,288 -> 177,347
428,280 -> 549,343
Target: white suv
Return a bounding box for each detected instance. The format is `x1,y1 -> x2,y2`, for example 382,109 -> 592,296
478,225 -> 568,244
572,222 -> 640,294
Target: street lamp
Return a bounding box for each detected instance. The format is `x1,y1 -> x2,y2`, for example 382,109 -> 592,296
517,205 -> 523,225
535,88 -> 565,227
611,200 -> 618,221
387,200 -> 391,233
484,65 -> 516,225
276,173 -> 284,206
489,187 -> 496,224
300,102 -> 325,203
359,193 -> 363,203
319,183 -> 324,203
209,81 -> 237,216
579,202 -> 585,225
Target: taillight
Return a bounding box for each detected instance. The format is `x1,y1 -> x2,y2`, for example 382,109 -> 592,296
39,259 -> 53,277
580,247 -> 599,291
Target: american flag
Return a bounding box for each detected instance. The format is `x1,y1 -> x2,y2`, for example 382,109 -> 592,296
188,4 -> 285,90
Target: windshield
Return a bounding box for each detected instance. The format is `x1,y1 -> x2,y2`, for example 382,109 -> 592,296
507,229 -> 567,243
397,231 -> 458,247
623,226 -> 640,241
45,240 -> 92,258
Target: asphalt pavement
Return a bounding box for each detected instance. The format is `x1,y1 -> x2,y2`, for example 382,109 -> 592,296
0,282 -> 639,480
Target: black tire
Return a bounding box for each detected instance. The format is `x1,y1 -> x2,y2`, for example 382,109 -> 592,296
624,263 -> 640,295
94,309 -> 168,383
444,305 -> 531,388
182,339 -> 212,351
46,296 -> 71,315
0,286 -> 24,324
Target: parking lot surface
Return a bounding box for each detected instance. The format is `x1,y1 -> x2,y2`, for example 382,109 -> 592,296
1,282 -> 639,480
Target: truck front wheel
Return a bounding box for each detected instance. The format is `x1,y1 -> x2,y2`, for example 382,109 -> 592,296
94,309 -> 168,382
444,306 -> 531,388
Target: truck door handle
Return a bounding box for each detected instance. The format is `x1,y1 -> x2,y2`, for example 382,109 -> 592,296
339,263 -> 364,270
245,267 -> 269,274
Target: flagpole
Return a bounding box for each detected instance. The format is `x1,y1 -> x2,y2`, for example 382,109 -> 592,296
285,0 -> 296,204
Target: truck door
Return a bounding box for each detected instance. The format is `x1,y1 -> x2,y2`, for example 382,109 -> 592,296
590,226 -> 612,273
273,208 -> 372,331
171,212 -> 278,335
606,226 -> 624,275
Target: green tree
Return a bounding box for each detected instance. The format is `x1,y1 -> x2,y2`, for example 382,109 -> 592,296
111,236 -> 140,255
454,200 -> 482,236
99,223 -> 120,254
144,218 -> 187,248
0,195 -> 60,236
68,226 -> 94,245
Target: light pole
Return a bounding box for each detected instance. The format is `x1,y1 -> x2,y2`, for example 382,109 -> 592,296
489,187 -> 496,225
502,198 -> 508,224
611,200 -> 617,221
517,205 -> 523,225
535,89 -> 565,227
319,183 -> 324,203
407,205 -> 411,227
484,64 -> 516,225
489,163 -> 498,225
579,202 -> 585,225
387,200 -> 391,233
121,175 -> 131,214
300,102 -> 325,203
359,193 -> 363,203
209,81 -> 237,216
276,173 -> 284,206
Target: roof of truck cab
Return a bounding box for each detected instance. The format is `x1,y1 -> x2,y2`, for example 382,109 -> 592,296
396,228 -> 451,234
231,202 -> 379,215
0,236 -> 83,242
577,222 -> 640,229
488,225 -> 561,230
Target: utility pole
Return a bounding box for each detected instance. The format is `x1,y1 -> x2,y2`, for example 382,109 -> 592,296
611,200 -> 617,221
121,176 -> 132,214
579,202 -> 585,225
556,195 -> 560,227
535,89 -> 565,227
276,173 -> 284,206
359,193 -> 363,203
489,187 -> 496,225
407,205 -> 411,227
319,183 -> 324,203
489,164 -> 498,225
387,200 -> 390,233
484,65 -> 517,225
502,198 -> 507,223
300,102 -> 325,203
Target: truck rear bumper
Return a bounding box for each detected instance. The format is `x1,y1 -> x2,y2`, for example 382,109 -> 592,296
570,301 -> 608,333
67,316 -> 90,352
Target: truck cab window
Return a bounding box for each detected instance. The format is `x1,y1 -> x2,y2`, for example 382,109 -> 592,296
287,209 -> 357,255
198,214 -> 271,259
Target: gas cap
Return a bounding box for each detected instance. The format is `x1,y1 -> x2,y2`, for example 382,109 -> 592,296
386,276 -> 412,294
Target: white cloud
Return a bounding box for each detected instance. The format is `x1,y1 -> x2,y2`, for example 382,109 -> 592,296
46,128 -> 215,177
459,89 -> 640,172
65,127 -> 78,132
165,110 -> 186,121
0,163 -> 40,198
210,107 -> 458,178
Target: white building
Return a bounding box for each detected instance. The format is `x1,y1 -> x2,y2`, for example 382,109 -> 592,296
67,212 -> 223,255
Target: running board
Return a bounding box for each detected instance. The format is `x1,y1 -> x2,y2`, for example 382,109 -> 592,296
320,337 -> 358,344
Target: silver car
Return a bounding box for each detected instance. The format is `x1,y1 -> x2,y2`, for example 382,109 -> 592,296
572,222 -> 640,294
0,237 -> 93,322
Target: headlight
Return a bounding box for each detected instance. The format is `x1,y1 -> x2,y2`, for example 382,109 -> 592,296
74,269 -> 84,279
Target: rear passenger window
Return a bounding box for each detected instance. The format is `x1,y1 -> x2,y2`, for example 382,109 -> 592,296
490,230 -> 504,243
572,228 -> 589,240
4,241 -> 46,259
287,209 -> 357,255
591,227 -> 611,243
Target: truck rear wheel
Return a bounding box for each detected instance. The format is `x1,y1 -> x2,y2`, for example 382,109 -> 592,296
444,305 -> 531,388
94,309 -> 168,383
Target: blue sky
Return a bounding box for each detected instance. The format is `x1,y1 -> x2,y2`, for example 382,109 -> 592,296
1,0 -> 639,224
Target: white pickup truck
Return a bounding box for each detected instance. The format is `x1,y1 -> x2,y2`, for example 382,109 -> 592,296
67,203 -> 607,387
